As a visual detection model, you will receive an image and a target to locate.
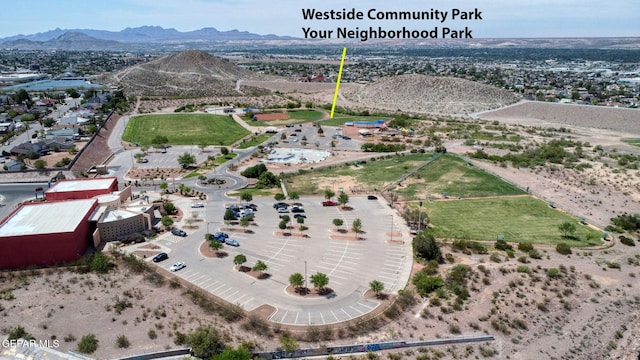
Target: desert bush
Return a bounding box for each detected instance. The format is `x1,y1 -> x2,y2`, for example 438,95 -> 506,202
517,242 -> 534,252
495,239 -> 513,251
77,334 -> 98,354
556,243 -> 572,255
116,335 -> 130,348
619,235 -> 636,246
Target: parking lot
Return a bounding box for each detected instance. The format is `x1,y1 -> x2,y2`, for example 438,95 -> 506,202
133,145 -> 214,169
279,124 -> 363,152
144,194 -> 414,325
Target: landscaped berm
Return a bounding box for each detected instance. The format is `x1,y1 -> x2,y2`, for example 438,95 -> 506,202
122,113 -> 249,146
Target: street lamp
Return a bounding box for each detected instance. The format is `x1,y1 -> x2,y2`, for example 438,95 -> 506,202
304,260 -> 308,292
390,215 -> 393,242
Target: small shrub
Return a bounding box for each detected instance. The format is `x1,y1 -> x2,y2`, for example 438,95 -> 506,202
556,243 -> 572,255
77,334 -> 98,354
116,335 -> 130,348
619,236 -> 636,246
518,242 -> 534,252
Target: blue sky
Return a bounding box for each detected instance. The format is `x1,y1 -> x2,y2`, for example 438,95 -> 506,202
1,0 -> 637,39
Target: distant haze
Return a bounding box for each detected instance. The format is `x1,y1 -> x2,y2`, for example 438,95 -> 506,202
1,0 -> 638,39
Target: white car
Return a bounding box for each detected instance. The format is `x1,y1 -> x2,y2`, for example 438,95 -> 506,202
191,202 -> 205,208
169,261 -> 186,272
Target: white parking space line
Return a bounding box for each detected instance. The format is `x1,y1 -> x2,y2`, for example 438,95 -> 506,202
204,281 -> 220,290
211,284 -> 227,293
239,297 -> 255,307
223,290 -> 240,300
218,287 -> 235,297
349,305 -> 364,314
232,294 -> 248,304
330,310 -> 340,323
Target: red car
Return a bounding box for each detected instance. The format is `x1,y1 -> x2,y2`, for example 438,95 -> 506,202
322,200 -> 338,206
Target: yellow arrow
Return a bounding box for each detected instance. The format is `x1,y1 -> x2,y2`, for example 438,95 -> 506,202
330,47 -> 347,118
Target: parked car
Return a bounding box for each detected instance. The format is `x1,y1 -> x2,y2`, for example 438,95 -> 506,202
152,252 -> 168,263
213,232 -> 228,239
294,128 -> 302,132
291,206 -> 305,213
225,238 -> 240,247
277,207 -> 290,213
273,202 -> 288,209
367,195 -> 378,200
191,202 -> 205,208
169,261 -> 186,272
322,200 -> 338,206
171,228 -> 187,237
294,213 -> 307,219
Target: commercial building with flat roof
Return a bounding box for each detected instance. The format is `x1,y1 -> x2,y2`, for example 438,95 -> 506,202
46,177 -> 118,201
0,199 -> 98,269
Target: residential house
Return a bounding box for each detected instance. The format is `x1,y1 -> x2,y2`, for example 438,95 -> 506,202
10,141 -> 50,157
4,160 -> 25,172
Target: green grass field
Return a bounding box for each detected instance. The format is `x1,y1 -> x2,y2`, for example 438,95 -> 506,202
123,114 -> 249,146
236,133 -> 274,149
244,109 -> 325,127
284,153 -> 436,194
395,154 -> 527,199
423,196 -> 602,247
622,138 -> 640,148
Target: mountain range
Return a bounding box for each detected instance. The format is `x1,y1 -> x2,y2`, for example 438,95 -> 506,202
1,26 -> 639,51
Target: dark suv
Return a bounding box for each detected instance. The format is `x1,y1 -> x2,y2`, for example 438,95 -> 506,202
152,252 -> 168,263
171,228 -> 187,237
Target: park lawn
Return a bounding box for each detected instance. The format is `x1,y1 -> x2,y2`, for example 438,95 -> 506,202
284,153 -> 435,195
123,114 -> 249,146
236,133 -> 274,149
622,138 -> 640,148
395,154 -> 527,199
424,196 -> 603,247
287,109 -> 324,121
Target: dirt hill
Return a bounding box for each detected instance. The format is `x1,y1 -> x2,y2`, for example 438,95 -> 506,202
342,74 -> 518,115
107,50 -> 268,97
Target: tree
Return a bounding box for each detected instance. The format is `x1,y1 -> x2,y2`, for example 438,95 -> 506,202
403,207 -> 429,230
211,347 -> 252,360
296,216 -> 305,225
159,181 -> 168,193
224,209 -> 237,221
163,202 -> 176,214
331,218 -> 343,232
240,192 -> 253,203
280,335 -> 298,353
178,152 -> 196,168
220,147 -> 230,157
151,135 -> 169,147
369,280 -> 385,298
209,239 -> 223,252
233,254 -> 247,269
34,159 -> 47,169
288,191 -> 299,201
310,272 -> 329,292
351,218 -> 362,240
256,171 -> 279,188
279,220 -> 288,234
274,193 -> 286,201
161,216 -> 174,228
289,272 -> 304,291
338,193 -> 350,207
558,221 -> 577,238
239,217 -> 250,232
253,260 -> 268,275
413,231 -> 443,263
324,189 -> 335,200
186,326 -> 225,359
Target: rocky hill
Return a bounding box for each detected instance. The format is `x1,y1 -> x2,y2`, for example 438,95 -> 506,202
342,74 -> 518,115
106,50 -> 270,97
